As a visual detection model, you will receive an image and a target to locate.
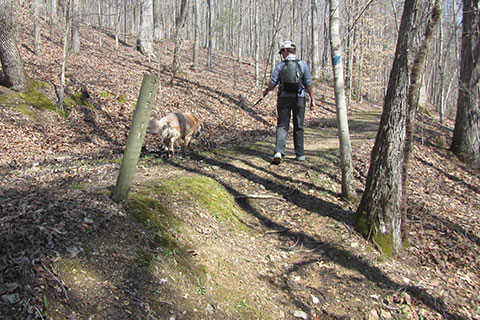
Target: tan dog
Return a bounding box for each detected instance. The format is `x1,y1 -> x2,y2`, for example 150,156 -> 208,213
148,112 -> 201,156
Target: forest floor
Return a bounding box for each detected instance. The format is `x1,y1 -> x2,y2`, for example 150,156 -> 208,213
1,8 -> 480,320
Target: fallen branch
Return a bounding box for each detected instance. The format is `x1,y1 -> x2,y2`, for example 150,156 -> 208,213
39,259 -> 69,302
235,194 -> 285,201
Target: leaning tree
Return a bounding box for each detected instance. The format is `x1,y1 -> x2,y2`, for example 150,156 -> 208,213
356,0 -> 440,256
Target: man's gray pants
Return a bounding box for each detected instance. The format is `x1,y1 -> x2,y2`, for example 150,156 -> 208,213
274,96 -> 306,158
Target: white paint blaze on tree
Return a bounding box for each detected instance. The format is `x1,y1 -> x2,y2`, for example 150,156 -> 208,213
356,0 -> 438,256
451,0 -> 480,167
329,0 -> 355,201
137,0 -> 154,57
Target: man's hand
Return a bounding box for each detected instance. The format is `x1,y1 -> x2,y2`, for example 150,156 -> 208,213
309,98 -> 315,110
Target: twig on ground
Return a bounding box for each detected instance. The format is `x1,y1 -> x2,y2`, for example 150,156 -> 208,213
287,237 -> 301,250
39,259 -> 69,302
264,228 -> 291,235
35,307 -> 45,320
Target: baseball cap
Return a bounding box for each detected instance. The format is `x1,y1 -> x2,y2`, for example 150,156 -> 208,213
278,40 -> 296,53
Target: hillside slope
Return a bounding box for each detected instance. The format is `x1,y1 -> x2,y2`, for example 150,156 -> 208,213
1,9 -> 479,320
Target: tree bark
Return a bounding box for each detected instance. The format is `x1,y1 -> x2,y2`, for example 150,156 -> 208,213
172,0 -> 189,74
49,0 -> 57,23
97,1 -> 103,52
34,0 -> 41,54
59,0 -> 72,112
401,0 -> 441,242
254,0 -> 259,86
137,0 -> 154,57
356,0 -> 437,256
329,0 -> 355,201
206,0 -> 213,69
153,0 -> 162,41
310,0 -> 319,78
71,0 -> 80,53
451,0 -> 480,167
191,0 -> 199,71
0,0 -> 29,92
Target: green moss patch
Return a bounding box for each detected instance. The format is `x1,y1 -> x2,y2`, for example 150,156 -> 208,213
126,194 -> 181,251
356,215 -> 394,259
63,91 -> 94,109
145,175 -> 244,225
19,89 -> 55,111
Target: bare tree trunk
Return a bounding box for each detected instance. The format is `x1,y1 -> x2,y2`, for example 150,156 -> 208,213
402,0 -> 441,242
153,0 -> 162,41
172,0 -> 189,75
438,16 -> 445,123
114,0 -> 121,50
71,0 -> 80,53
0,0 -> 29,92
49,0 -> 57,24
356,0 -> 437,256
98,1 -> 103,52
34,0 -> 41,54
254,0 -> 259,86
451,0 -> 480,167
192,0 -> 199,71
237,0 -> 243,67
206,0 -> 213,69
329,0 -> 355,201
310,0 -> 319,78
137,0 -> 154,56
59,0 -> 72,113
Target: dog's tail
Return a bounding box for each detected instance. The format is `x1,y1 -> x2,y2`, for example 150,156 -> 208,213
147,118 -> 168,134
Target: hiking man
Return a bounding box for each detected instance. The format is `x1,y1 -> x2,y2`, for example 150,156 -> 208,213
263,40 -> 315,165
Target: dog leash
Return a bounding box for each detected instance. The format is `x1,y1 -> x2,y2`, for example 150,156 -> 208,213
251,97 -> 263,108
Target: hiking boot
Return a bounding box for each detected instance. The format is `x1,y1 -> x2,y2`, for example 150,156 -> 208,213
295,155 -> 306,161
272,152 -> 282,164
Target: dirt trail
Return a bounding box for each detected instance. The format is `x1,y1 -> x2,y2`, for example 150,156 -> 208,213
1,111 -> 477,320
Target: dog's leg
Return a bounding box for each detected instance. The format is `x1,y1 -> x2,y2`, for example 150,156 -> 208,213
183,135 -> 192,154
170,138 -> 175,157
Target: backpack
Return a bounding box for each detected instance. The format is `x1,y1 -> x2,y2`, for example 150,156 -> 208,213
280,59 -> 303,93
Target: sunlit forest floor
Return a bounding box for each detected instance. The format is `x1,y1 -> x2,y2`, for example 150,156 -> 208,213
0,9 -> 479,320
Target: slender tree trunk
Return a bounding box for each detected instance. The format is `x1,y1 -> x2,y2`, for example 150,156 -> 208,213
172,0 -> 189,74
356,0 -> 437,256
192,0 -> 199,71
98,1 -> 103,52
329,0 -> 355,201
137,0 -> 154,56
310,0 -> 319,78
153,0 -> 162,41
401,0 -> 441,242
451,0 -> 480,167
0,0 -> 29,92
254,0 -> 259,86
123,0 -> 127,43
34,0 -> 41,54
207,0 -> 213,69
59,0 -> 72,113
438,16 -> 445,123
237,0 -> 243,67
49,0 -> 57,23
114,0 -> 121,50
71,0 -> 80,53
